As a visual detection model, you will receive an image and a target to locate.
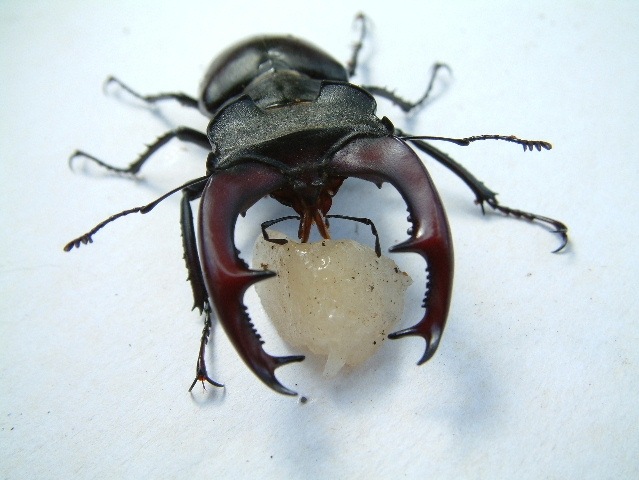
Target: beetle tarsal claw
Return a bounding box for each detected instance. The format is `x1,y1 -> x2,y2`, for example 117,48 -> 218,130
188,348 -> 224,392
189,375 -> 224,392
552,232 -> 569,254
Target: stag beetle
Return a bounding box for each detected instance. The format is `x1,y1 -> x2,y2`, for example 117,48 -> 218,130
65,15 -> 567,396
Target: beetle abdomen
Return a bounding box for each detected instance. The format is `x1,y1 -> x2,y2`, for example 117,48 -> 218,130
199,36 -> 349,115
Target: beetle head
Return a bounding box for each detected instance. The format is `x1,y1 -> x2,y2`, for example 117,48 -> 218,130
270,172 -> 345,242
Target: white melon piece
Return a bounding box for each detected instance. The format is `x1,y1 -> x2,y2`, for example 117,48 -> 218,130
253,230 -> 412,376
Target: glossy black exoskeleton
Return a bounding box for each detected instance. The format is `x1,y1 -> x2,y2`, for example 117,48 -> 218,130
66,15 -> 567,396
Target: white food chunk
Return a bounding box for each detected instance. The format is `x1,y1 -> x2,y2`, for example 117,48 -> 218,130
253,230 -> 412,376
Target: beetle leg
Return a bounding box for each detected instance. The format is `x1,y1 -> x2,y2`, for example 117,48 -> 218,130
189,302 -> 224,391
181,185 -> 208,312
199,164 -> 305,395
405,137 -> 568,252
64,176 -> 208,251
330,137 -> 454,364
104,76 -> 199,109
69,128 -> 209,175
180,184 -> 225,391
362,63 -> 450,113
182,185 -> 225,388
346,13 -> 367,77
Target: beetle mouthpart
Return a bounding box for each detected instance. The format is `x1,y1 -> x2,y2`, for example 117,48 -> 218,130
388,237 -> 420,254
297,207 -> 331,243
269,355 -> 306,395
330,137 -> 454,367
198,162 -> 309,395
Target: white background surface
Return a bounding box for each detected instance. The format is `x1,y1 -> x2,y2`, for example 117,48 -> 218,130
1,1 -> 637,478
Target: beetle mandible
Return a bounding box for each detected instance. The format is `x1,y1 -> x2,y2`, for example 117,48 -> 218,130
65,15 -> 568,396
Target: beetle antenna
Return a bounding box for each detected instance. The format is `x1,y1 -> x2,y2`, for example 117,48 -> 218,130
401,134 -> 552,151
64,176 -> 208,251
346,13 -> 368,77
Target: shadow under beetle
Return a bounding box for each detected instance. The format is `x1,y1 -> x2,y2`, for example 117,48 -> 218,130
65,15 -> 568,396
